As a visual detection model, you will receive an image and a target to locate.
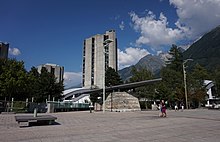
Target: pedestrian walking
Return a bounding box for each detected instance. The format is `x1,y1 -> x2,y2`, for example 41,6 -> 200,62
175,102 -> 178,111
181,102 -> 184,112
158,103 -> 162,117
161,100 -> 167,117
158,100 -> 167,117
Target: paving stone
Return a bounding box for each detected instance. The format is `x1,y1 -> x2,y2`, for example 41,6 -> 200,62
0,109 -> 220,142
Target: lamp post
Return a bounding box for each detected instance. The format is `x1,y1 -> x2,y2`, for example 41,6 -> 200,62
110,85 -> 113,112
183,59 -> 193,109
103,39 -> 113,113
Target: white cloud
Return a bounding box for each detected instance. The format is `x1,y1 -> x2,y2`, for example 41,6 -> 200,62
119,21 -> 125,30
63,72 -> 82,88
9,48 -> 21,55
170,0 -> 220,38
118,47 -> 149,69
129,11 -> 184,48
129,0 -> 220,51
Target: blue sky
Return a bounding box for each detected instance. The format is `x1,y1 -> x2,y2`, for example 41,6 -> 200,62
1,0 -> 220,88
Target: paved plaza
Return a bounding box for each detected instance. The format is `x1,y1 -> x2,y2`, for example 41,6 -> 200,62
0,109 -> 220,142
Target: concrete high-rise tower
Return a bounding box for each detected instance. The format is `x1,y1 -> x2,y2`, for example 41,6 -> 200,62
37,63 -> 64,83
82,30 -> 118,88
0,42 -> 9,59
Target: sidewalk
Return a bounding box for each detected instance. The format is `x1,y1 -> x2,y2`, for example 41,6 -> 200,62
0,109 -> 220,142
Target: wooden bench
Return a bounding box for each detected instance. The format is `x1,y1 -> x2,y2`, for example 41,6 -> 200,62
15,115 -> 57,127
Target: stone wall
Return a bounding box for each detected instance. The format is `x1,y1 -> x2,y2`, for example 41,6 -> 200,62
105,92 -> 141,112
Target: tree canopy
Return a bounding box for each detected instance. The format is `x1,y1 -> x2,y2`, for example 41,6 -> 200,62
0,59 -> 64,102
0,59 -> 28,100
158,44 -> 211,108
105,67 -> 123,87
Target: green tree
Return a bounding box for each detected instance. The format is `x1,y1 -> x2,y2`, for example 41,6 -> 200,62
0,59 -> 64,102
36,67 -> 64,102
89,85 -> 102,105
129,66 -> 153,82
160,67 -> 183,102
105,67 -> 123,87
188,64 -> 209,107
212,66 -> 220,97
158,45 -> 184,104
0,59 -> 28,100
167,44 -> 183,71
129,66 -> 155,109
26,67 -> 40,101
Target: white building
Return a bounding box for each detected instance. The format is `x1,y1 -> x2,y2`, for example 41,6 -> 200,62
82,30 -> 118,88
204,80 -> 220,108
38,63 -> 64,83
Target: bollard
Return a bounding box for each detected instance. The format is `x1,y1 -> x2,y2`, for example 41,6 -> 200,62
89,103 -> 93,113
90,107 -> 92,113
34,108 -> 37,117
11,98 -> 14,112
26,98 -> 28,107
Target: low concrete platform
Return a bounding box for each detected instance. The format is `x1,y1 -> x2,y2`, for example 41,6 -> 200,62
1,111 -> 16,114
0,109 -> 220,142
15,115 -> 57,127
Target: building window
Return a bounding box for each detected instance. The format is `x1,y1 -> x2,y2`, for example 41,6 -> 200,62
91,76 -> 94,85
83,40 -> 86,56
104,35 -> 109,41
51,67 -> 55,75
91,38 -> 95,86
82,79 -> 85,87
108,30 -> 115,32
59,68 -> 63,82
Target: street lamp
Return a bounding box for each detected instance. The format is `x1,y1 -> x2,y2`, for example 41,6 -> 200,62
183,59 -> 193,109
103,39 -> 113,113
110,85 -> 113,112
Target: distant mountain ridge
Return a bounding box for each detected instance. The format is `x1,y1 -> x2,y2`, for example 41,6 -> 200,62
119,54 -> 166,81
183,25 -> 220,71
119,25 -> 220,81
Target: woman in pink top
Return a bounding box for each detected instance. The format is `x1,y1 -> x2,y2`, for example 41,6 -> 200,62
161,100 -> 166,117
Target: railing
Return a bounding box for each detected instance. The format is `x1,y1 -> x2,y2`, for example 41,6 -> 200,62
51,101 -> 90,109
0,100 -> 47,113
0,100 -> 90,113
47,101 -> 90,112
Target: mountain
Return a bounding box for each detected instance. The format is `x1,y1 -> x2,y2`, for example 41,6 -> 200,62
136,54 -> 166,74
119,25 -> 220,81
119,54 -> 165,81
183,25 -> 220,71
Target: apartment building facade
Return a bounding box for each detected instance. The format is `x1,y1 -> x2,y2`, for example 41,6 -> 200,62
82,30 -> 118,88
38,63 -> 64,83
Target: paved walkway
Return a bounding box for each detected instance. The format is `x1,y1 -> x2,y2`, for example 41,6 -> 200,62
0,109 -> 220,142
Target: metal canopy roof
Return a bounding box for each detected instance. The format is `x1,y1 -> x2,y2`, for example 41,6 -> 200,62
62,78 -> 162,100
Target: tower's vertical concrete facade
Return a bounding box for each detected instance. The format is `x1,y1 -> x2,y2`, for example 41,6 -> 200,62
82,30 -> 117,88
0,42 -> 9,59
38,63 -> 64,83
